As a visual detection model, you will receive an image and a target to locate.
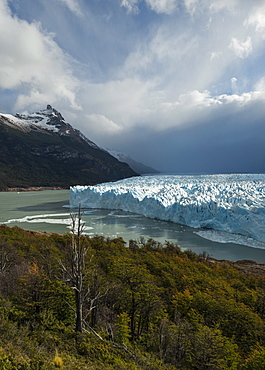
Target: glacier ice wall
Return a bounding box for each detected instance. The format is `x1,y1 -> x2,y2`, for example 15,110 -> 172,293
70,174 -> 265,243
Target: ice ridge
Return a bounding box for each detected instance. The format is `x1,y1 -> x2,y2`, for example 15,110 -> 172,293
70,174 -> 265,243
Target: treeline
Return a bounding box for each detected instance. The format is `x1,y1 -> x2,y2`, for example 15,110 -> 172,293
0,223 -> 265,369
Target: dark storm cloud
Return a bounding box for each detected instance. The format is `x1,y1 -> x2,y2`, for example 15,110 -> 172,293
1,0 -> 265,173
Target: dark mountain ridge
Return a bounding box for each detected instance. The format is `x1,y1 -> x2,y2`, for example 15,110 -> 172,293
106,148 -> 160,175
0,105 -> 138,190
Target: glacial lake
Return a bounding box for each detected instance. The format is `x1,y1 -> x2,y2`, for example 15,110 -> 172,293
1,189 -> 265,263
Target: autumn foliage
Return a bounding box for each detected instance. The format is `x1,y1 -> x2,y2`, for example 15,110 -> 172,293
0,224 -> 265,368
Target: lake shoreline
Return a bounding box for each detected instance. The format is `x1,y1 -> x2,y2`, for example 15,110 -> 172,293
16,226 -> 265,276
2,186 -> 67,192
1,188 -> 265,264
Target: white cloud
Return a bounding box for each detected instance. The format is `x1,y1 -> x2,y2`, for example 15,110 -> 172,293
1,0 -> 265,173
121,0 -> 178,14
75,77 -> 265,144
229,37 -> 252,58
57,0 -> 83,16
246,5 -> 265,34
209,51 -> 222,61
184,0 -> 198,15
179,88 -> 265,111
122,0 -> 239,15
178,90 -> 217,107
184,0 -> 239,15
231,77 -> 238,93
121,26 -> 199,84
208,0 -> 239,13
145,0 -> 178,14
0,0 -> 80,111
255,76 -> 265,92
121,0 -> 140,14
78,78 -> 159,130
72,1 -> 265,141
86,114 -> 122,135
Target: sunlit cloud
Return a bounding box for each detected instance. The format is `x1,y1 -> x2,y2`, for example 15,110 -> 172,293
255,76 -> 265,92
1,0 -> 265,172
86,114 -> 122,135
121,0 -> 140,14
229,37 -> 252,59
0,0 -> 80,111
246,5 -> 265,34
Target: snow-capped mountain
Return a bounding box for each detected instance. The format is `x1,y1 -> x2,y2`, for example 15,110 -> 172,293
70,174 -> 265,244
1,105 -> 70,132
1,105 -> 99,148
0,105 -> 138,190
106,148 -> 159,175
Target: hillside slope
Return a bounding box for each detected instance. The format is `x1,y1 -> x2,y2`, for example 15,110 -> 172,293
0,105 -> 138,190
0,226 -> 265,369
106,148 -> 160,174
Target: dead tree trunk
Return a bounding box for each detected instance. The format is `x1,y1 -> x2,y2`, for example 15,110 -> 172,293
71,207 -> 85,332
60,206 -> 105,333
60,206 -> 89,332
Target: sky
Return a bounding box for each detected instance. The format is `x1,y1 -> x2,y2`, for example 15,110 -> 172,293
1,0 -> 265,173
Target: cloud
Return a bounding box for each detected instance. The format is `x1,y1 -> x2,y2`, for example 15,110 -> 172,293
143,88 -> 265,134
183,0 -> 198,15
255,76 -> 265,92
229,37 -> 252,58
121,0 -> 140,14
76,78 -> 159,134
231,77 -> 238,93
145,0 -> 178,14
105,84 -> 265,172
0,0 -> 80,111
121,0 -> 178,14
2,0 -> 265,173
184,0 -> 239,15
85,114 -> 122,135
57,0 -> 83,16
246,5 -> 265,34
208,0 -> 239,13
74,76 -> 265,153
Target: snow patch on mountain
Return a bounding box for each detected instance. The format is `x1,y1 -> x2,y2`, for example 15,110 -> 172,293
0,113 -> 34,132
70,174 -> 265,244
15,105 -> 64,133
0,105 -> 98,148
0,106 -> 64,133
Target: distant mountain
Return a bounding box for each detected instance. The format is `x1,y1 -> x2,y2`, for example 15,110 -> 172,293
0,105 -> 138,190
106,148 -> 160,175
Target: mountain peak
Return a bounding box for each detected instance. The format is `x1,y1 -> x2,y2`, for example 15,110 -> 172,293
38,104 -> 65,122
14,105 -> 68,134
0,106 -> 101,150
0,106 -> 138,190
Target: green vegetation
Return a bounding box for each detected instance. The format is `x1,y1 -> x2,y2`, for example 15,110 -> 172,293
0,122 -> 136,190
0,223 -> 265,369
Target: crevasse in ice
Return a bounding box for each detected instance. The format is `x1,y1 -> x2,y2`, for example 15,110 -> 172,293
70,174 -> 265,243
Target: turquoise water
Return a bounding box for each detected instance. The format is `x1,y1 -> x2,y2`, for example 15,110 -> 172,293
0,189 -> 265,262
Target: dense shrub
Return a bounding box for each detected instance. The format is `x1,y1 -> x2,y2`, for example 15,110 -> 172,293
0,226 -> 265,368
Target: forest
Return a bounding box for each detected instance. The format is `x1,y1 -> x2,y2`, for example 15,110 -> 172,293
0,215 -> 265,369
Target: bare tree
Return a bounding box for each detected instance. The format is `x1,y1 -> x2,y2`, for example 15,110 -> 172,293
60,207 -> 101,333
0,243 -> 10,273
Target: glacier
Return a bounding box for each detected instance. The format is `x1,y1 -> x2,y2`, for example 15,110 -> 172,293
70,174 -> 265,243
